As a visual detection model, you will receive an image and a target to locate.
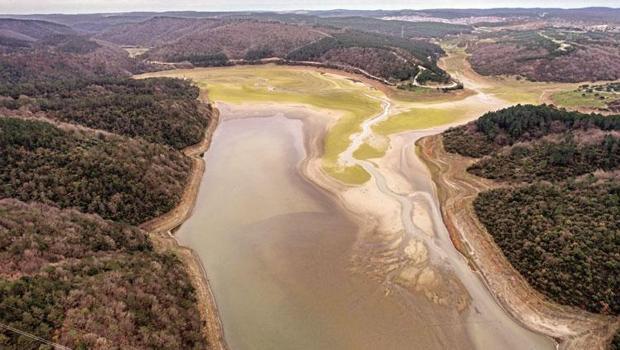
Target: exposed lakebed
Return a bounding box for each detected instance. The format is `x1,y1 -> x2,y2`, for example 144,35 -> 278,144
175,103 -> 555,349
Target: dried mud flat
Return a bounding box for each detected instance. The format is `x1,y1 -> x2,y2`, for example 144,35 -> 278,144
138,56 -> 615,349
417,134 -> 620,350
140,104 -> 228,350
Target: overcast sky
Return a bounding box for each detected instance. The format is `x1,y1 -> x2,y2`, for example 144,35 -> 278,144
1,0 -> 618,14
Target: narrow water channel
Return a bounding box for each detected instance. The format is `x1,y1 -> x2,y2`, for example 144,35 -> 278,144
176,107 -> 555,349
341,98 -> 554,350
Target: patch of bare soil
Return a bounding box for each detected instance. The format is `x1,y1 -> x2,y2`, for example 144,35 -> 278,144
417,134 -> 620,350
140,106 -> 228,350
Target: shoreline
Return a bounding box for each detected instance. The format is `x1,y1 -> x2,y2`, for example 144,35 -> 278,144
417,134 -> 619,350
139,61 -> 472,103
215,102 -> 381,270
139,104 -> 229,350
216,102 -> 370,225
137,59 -> 615,348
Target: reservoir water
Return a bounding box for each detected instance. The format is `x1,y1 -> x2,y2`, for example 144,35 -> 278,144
176,108 -> 555,349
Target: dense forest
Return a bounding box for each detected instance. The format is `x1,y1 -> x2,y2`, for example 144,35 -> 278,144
313,16 -> 471,39
0,38 -> 209,150
442,104 -> 620,317
143,20 -> 324,62
0,117 -> 191,225
0,35 -> 150,89
1,77 -> 209,149
0,199 -> 206,349
474,180 -> 619,314
0,24 -> 213,348
467,134 -> 619,182
286,30 -> 448,82
469,29 -> 620,82
444,104 -> 620,158
111,17 -> 451,84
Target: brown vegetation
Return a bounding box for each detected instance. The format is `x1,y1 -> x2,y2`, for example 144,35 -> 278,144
0,117 -> 192,225
145,20 -> 325,61
0,18 -> 74,43
418,134 -> 619,350
95,16 -> 222,47
431,104 -> 620,348
469,30 -> 620,82
96,16 -> 449,82
0,199 -> 207,350
0,28 -> 223,348
319,47 -> 418,80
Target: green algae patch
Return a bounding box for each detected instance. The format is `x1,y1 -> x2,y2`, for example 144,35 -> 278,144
138,65 -> 383,186
373,108 -> 464,135
325,164 -> 371,185
353,142 -> 386,160
551,89 -> 609,110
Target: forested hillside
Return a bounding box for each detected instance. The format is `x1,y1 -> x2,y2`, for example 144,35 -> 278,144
0,12 -> 457,84
473,179 -> 619,314
469,30 -> 620,83
94,16 -> 222,47
1,77 -> 209,149
285,30 -> 448,82
313,16 -> 471,39
0,117 -> 191,225
134,20 -> 325,61
0,35 -> 148,82
0,20 -> 213,348
444,104 -> 620,158
0,199 -> 206,349
0,18 -> 75,43
442,105 -> 620,316
0,30 -> 210,149
97,17 -> 450,83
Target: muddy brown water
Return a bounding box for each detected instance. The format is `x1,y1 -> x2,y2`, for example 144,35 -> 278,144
176,111 -> 555,349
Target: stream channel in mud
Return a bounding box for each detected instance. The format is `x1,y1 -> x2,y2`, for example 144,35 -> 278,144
175,104 -> 556,350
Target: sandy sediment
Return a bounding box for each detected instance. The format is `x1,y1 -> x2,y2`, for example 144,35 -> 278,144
139,104 -> 228,350
417,134 -> 620,350
216,101 -> 397,274
137,56 -> 617,349
216,101 -> 378,232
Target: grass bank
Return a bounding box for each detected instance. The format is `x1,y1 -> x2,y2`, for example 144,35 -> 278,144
139,65 -> 384,184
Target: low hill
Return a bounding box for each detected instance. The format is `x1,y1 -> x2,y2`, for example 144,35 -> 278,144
4,14 -> 458,84
0,76 -> 210,149
0,117 -> 192,225
95,16 -> 223,47
141,19 -> 326,60
97,17 -> 450,83
315,16 -> 472,38
0,35 -> 150,81
442,105 -> 620,315
0,18 -> 74,42
469,30 -> 620,83
0,34 -> 211,149
0,199 -> 206,349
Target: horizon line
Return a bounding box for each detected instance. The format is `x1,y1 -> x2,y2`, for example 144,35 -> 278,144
2,6 -> 619,16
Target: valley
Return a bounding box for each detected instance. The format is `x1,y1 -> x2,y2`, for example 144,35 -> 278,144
0,6 -> 618,350
139,47 -> 614,349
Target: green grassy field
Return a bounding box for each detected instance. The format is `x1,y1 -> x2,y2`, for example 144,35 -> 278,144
352,141 -> 388,160
138,61 -> 577,185
551,88 -> 616,110
373,108 -> 464,135
552,90 -> 607,109
440,45 -> 577,105
139,65 -> 383,184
